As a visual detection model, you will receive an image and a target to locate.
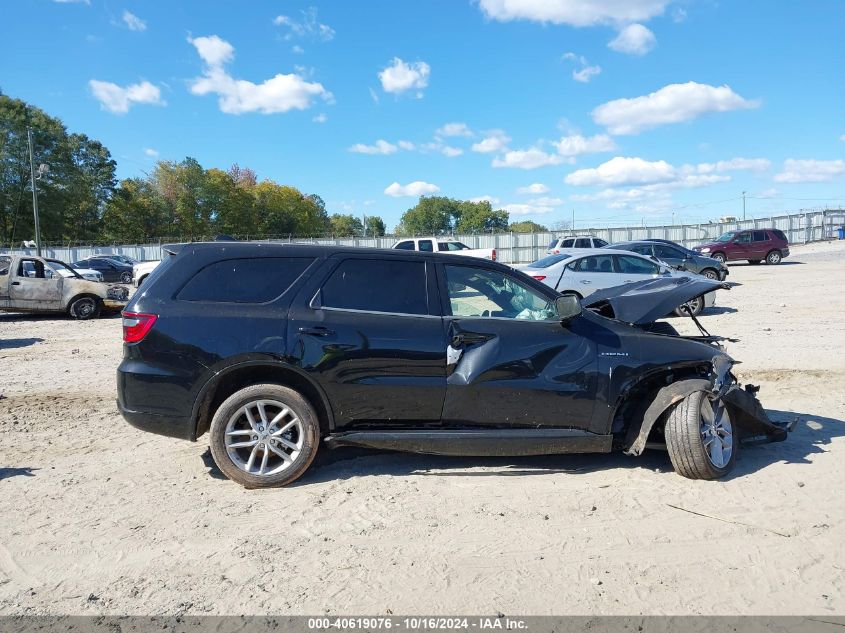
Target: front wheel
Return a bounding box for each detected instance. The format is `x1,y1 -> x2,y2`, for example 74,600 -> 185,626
68,295 -> 101,320
665,391 -> 736,479
209,384 -> 320,488
700,268 -> 719,280
710,252 -> 726,264
120,271 -> 132,283
766,250 -> 782,264
673,296 -> 703,317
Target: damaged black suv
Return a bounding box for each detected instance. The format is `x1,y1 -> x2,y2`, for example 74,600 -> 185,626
117,242 -> 790,488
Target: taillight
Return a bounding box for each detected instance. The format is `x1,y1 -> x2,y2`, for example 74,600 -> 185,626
491,249 -> 497,261
122,312 -> 157,343
553,249 -> 560,254
532,275 -> 547,281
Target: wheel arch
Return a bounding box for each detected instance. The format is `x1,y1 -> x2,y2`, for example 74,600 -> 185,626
190,361 -> 334,440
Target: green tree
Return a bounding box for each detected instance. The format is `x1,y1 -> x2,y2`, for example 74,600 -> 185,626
509,220 -> 548,233
454,200 -> 509,233
101,178 -> 168,242
329,213 -> 364,237
396,196 -> 460,235
364,215 -> 386,236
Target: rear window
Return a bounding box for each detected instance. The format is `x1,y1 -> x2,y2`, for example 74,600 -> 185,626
394,241 -> 414,250
772,229 -> 787,241
575,238 -> 592,248
594,238 -> 608,247
529,253 -> 571,268
178,257 -> 313,303
321,258 -> 428,315
547,240 -> 559,249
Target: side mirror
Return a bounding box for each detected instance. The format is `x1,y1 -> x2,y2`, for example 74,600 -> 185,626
659,265 -> 672,275
555,294 -> 582,321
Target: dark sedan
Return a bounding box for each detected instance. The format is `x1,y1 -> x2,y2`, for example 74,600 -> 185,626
606,240 -> 728,280
72,256 -> 134,283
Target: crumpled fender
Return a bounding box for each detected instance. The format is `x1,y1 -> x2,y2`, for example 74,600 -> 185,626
624,378 -> 710,456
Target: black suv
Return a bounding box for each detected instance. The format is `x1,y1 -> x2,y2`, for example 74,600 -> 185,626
118,243 -> 788,487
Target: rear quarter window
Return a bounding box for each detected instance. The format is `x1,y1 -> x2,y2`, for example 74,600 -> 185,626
772,229 -> 788,241
177,257 -> 314,303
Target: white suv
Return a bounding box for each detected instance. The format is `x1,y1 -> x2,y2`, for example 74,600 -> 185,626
547,235 -> 608,254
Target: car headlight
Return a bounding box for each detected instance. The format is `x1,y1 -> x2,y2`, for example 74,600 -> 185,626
699,247 -> 711,253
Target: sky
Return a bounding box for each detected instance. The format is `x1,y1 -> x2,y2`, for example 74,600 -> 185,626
2,0 -> 844,231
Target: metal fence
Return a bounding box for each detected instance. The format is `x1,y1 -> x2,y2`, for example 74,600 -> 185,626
10,209 -> 845,265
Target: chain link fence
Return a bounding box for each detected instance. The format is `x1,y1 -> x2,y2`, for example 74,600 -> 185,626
8,209 -> 845,265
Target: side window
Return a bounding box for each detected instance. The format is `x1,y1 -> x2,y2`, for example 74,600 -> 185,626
0,256 -> 11,276
575,255 -> 614,273
594,238 -> 608,247
418,240 -> 434,252
18,259 -> 48,279
753,230 -> 768,242
616,255 -> 659,275
321,259 -> 428,315
561,239 -> 575,248
736,232 -> 752,243
444,265 -> 555,321
772,229 -> 787,241
178,257 -> 313,303
575,238 -> 592,248
394,241 -> 414,250
630,244 -> 653,256
654,245 -> 683,259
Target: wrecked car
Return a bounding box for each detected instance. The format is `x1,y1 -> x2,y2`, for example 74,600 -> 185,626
0,253 -> 129,319
117,243 -> 791,488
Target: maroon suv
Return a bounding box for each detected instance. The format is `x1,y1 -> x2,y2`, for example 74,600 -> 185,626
692,229 -> 790,265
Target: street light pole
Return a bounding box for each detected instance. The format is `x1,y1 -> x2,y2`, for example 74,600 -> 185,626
742,191 -> 747,221
27,127 -> 43,256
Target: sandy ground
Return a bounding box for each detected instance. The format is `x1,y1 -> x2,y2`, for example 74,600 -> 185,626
1,240 -> 844,616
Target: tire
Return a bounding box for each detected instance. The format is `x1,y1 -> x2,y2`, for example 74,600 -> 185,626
673,295 -> 703,317
137,275 -> 148,287
700,268 -> 719,280
710,252 -> 726,264
209,383 -> 320,488
766,250 -> 782,265
120,271 -> 132,283
665,390 -> 736,479
748,259 -> 761,265
68,295 -> 101,320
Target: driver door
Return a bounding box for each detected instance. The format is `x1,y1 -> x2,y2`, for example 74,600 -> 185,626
9,258 -> 63,311
436,262 -> 598,432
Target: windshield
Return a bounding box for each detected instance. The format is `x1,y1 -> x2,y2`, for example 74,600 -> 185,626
529,253 -> 571,268
47,259 -> 83,278
715,231 -> 737,242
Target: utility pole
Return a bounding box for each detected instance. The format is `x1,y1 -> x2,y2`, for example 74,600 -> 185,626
571,209 -> 575,232
27,127 -> 43,256
742,191 -> 747,221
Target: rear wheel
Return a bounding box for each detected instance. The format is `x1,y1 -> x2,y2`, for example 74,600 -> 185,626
665,390 -> 736,479
710,252 -> 726,264
766,250 -> 782,264
120,271 -> 132,283
68,295 -> 101,320
673,296 -> 704,317
209,383 -> 320,488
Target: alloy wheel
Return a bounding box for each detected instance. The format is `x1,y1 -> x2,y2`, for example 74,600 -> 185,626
699,397 -> 733,468
224,399 -> 304,476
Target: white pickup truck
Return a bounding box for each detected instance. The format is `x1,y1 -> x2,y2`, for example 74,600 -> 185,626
392,237 -> 496,260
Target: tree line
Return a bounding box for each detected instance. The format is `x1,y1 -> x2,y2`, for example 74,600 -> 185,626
1,92 -> 548,247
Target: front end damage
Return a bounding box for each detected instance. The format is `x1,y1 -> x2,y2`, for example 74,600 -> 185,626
624,354 -> 794,456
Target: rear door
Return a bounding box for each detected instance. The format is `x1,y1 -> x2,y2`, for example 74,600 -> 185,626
652,244 -> 689,270
557,254 -> 621,295
437,262 -> 598,432
614,253 -> 661,284
287,255 -> 447,429
751,230 -> 771,259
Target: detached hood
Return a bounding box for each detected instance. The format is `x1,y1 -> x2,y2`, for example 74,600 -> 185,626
582,276 -> 730,325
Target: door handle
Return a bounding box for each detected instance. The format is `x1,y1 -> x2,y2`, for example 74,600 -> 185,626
298,326 -> 334,337
580,280 -> 591,284
625,280 -> 634,283
11,281 -> 20,286
451,331 -> 492,347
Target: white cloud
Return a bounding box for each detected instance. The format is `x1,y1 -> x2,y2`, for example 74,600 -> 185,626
143,148 -> 159,157
470,195 -> 501,204
369,87 -> 380,103
384,181 -> 440,197
348,140 -> 398,155
517,183 -> 549,194
471,130 -> 511,153
188,35 -> 331,114
476,0 -> 670,27
397,140 -> 416,150
441,146 -> 464,157
502,203 -> 556,216
697,157 -> 770,173
88,79 -> 164,114
312,113 -> 327,123
189,35 -> 234,66
840,134 -> 845,142
562,52 -> 601,83
292,45 -> 305,54
379,58 -> 430,96
592,82 -> 760,135
553,133 -> 616,156
436,122 -> 473,137
492,148 -> 565,169
774,159 -> 845,183
273,7 -> 335,41
529,196 -> 565,206
122,10 -> 146,32
608,24 -> 656,55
